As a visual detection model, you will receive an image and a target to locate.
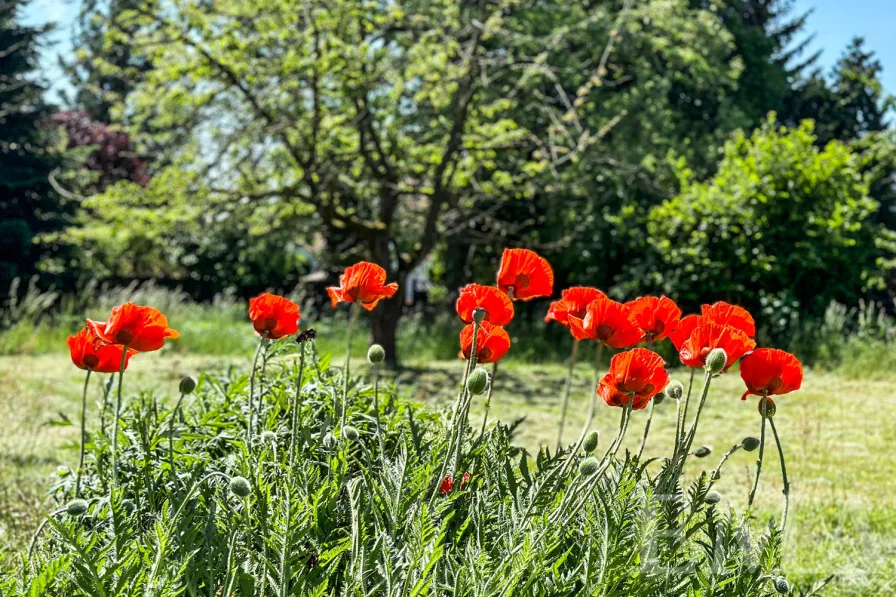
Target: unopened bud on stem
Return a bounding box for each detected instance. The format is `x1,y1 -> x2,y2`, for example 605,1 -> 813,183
467,367 -> 489,395
583,431 -> 599,454
665,380 -> 684,401
758,396 -> 777,418
742,436 -> 761,452
179,376 -> 196,395
66,499 -> 88,516
229,476 -> 252,498
705,348 -> 727,374
579,456 -> 599,476
367,344 -> 385,364
472,308 -> 487,324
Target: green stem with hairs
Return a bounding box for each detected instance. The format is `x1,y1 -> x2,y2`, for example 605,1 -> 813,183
674,368 -> 696,460
748,394 -> 769,510
768,416 -> 790,531
76,370 -> 92,498
111,345 -> 129,489
555,339 -> 580,452
478,361 -> 499,438
167,391 -> 187,485
675,371 -> 713,480
289,344 -> 307,468
372,362 -> 386,468
636,400 -> 655,461
341,304 -> 360,429
248,331 -> 269,445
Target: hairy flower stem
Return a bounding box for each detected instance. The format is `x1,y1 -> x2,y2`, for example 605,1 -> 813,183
278,490 -> 293,597
555,339 -> 580,452
288,345 -> 307,468
76,370 -> 92,498
636,400 -> 655,462
708,444 -> 743,489
167,391 -> 187,486
768,416 -> 791,531
341,304 -> 360,429
748,394 -> 769,509
576,342 -> 605,446
372,364 -> 386,468
478,361 -> 499,438
674,368 -> 696,460
248,332 -> 269,445
674,371 -> 713,481
111,345 -> 129,489
26,507 -> 67,563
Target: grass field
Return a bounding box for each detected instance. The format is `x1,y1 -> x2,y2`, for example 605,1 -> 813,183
1,347 -> 894,596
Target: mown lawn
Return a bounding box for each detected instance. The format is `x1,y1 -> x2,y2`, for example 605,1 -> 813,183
0,350 -> 893,596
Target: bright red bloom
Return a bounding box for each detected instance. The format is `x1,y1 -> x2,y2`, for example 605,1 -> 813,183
740,348 -> 803,401
597,348 -> 669,410
456,284 -> 514,326
679,323 -> 756,371
248,293 -> 300,339
327,262 -> 399,311
626,296 -> 681,343
545,287 -> 606,327
459,321 -> 511,364
87,303 -> 179,352
701,302 -> 756,337
68,327 -> 136,373
440,475 -> 453,495
496,248 -> 554,301
460,472 -> 472,489
567,297 -> 644,348
668,314 -> 701,351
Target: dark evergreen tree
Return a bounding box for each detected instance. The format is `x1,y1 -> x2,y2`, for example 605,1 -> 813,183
0,0 -> 69,297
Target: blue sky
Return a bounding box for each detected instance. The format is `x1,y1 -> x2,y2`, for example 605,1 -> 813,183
23,0 -> 896,104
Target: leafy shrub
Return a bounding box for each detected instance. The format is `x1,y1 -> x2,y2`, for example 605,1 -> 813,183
4,337 -> 829,596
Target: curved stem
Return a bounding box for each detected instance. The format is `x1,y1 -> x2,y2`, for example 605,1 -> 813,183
111,346 -> 129,488
748,395 -> 769,509
708,444 -> 743,490
555,339 -> 580,452
768,416 -> 790,531
76,370 -> 92,498
575,342 -> 604,447
478,361 -> 499,438
168,392 -> 187,485
248,332 -> 269,445
27,508 -> 67,561
674,371 -> 713,483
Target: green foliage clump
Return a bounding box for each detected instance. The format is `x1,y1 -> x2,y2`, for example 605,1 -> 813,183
633,117 -> 896,325
3,340 -> 827,596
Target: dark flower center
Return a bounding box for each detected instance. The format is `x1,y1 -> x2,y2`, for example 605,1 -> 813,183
83,354 -> 99,370
515,274 -> 530,289
649,320 -> 665,335
767,376 -> 783,392
596,323 -> 615,342
264,317 -> 278,331
478,347 -> 493,361
115,330 -> 133,345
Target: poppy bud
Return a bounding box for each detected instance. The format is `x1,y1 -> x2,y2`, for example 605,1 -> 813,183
367,344 -> 385,364
261,431 -> 277,443
774,577 -> 790,594
705,492 -> 721,505
653,390 -> 666,406
579,456 -> 600,476
66,499 -> 89,516
472,308 -> 487,324
122,499 -> 136,516
742,436 -> 761,452
229,476 -> 252,498
583,431 -> 599,454
179,376 -> 196,395
343,425 -> 359,441
322,432 -> 337,450
665,380 -> 684,400
694,446 -> 712,458
467,367 -> 489,395
705,348 -> 727,374
759,397 -> 776,418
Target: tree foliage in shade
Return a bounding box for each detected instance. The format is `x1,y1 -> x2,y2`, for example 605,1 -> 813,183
0,0 -> 69,296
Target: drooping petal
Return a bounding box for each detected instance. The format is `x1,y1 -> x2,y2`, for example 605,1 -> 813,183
87,303 -> 178,352
740,348 -> 803,400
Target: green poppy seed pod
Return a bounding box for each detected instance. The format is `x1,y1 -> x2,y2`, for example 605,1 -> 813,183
66,499 -> 89,517
322,432 -> 337,450
653,390 -> 666,406
261,430 -> 277,443
759,397 -> 777,418
467,367 -> 489,395
472,308 -> 487,324
583,430 -> 599,454
122,499 -> 136,516
742,437 -> 761,452
666,380 -> 684,401
367,344 -> 385,364
578,456 -> 600,476
229,476 -> 252,498
694,446 -> 712,458
774,577 -> 790,594
705,492 -> 722,505
179,376 -> 197,395
343,425 -> 359,441
705,348 -> 727,374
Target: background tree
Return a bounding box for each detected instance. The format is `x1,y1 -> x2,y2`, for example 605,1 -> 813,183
0,0 -> 70,297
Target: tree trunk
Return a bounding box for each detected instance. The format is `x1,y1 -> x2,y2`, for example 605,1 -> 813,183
369,272 -> 405,366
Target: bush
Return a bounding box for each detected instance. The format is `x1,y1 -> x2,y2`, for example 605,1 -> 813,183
5,335 -> 830,596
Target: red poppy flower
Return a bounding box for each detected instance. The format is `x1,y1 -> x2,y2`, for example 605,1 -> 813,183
248,293 -> 300,339
740,348 -> 803,400
459,321 -> 511,364
87,303 -> 179,352
701,302 -> 755,337
456,284 -> 514,326
668,314 -> 701,351
440,475 -> 453,495
567,297 -> 644,349
545,287 -> 607,327
460,472 -> 472,489
496,248 -> 554,301
327,262 -> 399,311
597,348 -> 669,410
626,296 -> 682,343
68,327 -> 137,373
679,323 -> 756,371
